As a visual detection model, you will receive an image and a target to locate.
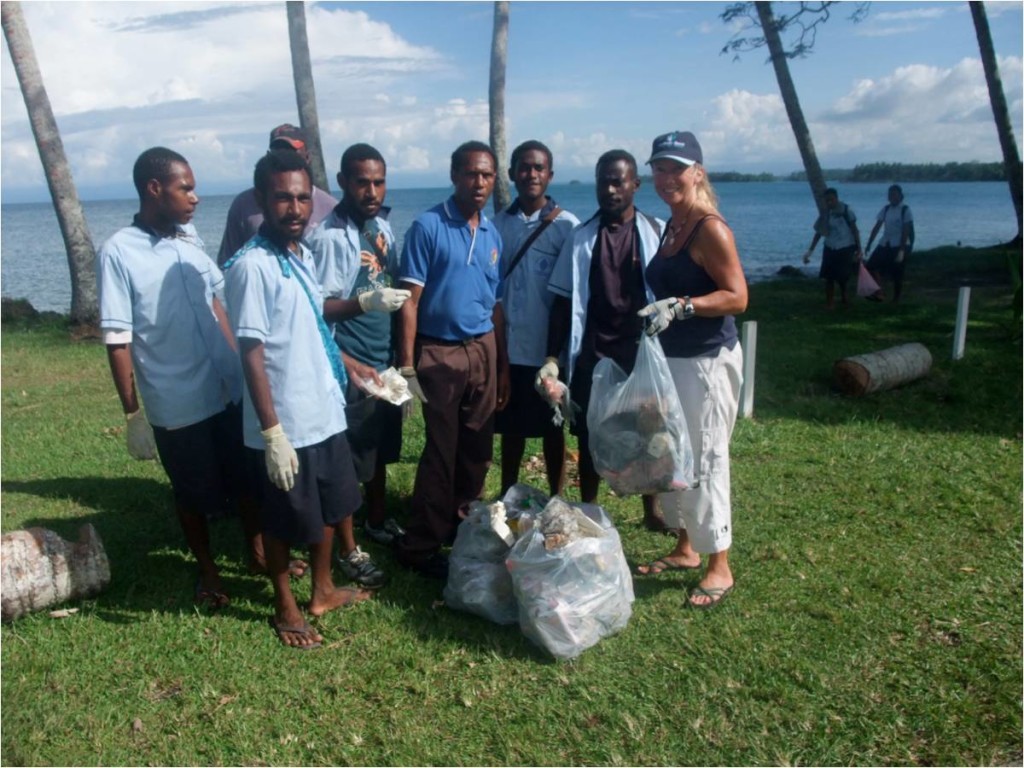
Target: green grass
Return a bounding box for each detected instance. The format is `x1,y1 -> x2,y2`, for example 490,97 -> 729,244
2,245 -> 1021,766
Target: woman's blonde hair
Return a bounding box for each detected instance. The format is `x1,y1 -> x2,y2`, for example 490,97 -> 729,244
694,164 -> 720,211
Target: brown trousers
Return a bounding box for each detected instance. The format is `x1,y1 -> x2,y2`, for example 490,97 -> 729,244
397,331 -> 496,561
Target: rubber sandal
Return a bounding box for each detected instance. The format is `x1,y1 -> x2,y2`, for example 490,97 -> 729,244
635,557 -> 701,577
687,584 -> 734,610
194,579 -> 230,609
269,617 -> 322,650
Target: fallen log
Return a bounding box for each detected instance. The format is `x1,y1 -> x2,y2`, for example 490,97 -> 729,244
1,524 -> 110,621
833,342 -> 933,397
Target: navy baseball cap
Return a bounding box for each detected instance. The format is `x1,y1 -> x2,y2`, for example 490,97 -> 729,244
646,131 -> 703,166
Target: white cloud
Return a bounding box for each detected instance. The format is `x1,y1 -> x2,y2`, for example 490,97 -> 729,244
1,1 -> 451,191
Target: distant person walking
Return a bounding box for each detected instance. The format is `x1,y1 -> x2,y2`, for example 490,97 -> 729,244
633,131 -> 747,610
493,140 -> 580,496
864,184 -> 914,302
97,147 -> 261,609
802,187 -> 862,308
217,124 -> 336,266
393,141 -> 507,581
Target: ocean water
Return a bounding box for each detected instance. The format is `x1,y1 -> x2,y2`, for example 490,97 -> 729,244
1,180 -> 1017,314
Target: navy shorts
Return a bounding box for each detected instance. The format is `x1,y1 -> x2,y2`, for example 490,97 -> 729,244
248,431 -> 362,546
820,245 -> 857,283
152,402 -> 249,517
344,379 -> 402,484
495,364 -> 564,438
867,244 -> 910,278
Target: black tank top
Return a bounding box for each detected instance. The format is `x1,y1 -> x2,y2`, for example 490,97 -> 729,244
644,215 -> 738,358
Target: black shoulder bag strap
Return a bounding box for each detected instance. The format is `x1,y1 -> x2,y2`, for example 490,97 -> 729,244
504,206 -> 562,279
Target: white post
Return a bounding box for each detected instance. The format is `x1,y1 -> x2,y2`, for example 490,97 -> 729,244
952,286 -> 970,360
740,321 -> 757,418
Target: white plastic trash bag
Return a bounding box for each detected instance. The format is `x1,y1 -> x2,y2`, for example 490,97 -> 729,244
443,501 -> 519,625
587,334 -> 694,496
507,498 -> 634,660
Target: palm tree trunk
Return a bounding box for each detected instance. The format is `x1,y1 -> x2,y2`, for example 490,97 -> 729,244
489,1 -> 511,213
286,1 -> 330,193
755,1 -> 827,216
969,1 -> 1022,244
2,1 -> 98,327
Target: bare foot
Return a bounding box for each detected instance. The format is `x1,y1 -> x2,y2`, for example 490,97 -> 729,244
307,585 -> 373,617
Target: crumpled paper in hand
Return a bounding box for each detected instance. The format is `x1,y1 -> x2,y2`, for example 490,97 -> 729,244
356,367 -> 412,405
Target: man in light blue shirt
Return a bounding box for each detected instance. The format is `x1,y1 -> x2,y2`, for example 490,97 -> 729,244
225,149 -> 373,649
309,143 -> 410,551
97,146 -> 259,609
493,140 -> 579,496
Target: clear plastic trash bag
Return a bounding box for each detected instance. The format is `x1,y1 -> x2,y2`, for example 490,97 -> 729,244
586,334 -> 694,496
507,498 -> 634,660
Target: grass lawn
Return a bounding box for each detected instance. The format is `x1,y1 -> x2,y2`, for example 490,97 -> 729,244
1,246 -> 1020,766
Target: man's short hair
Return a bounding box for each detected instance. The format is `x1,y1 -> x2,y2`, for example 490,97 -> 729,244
596,149 -> 638,179
253,148 -> 311,196
133,147 -> 189,197
450,141 -> 496,175
340,143 -> 386,178
510,140 -> 553,172
825,187 -> 838,198
889,184 -> 904,198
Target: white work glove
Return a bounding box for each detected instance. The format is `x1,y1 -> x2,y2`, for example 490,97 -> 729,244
399,366 -> 428,403
125,408 -> 157,460
638,298 -> 684,336
358,287 -> 411,313
895,248 -> 905,264
534,357 -> 559,396
261,424 -> 299,492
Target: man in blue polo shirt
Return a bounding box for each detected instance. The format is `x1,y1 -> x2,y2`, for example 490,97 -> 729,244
494,140 -> 580,496
393,140 -> 508,580
97,146 -> 258,608
309,142 -> 410,570
225,149 -> 372,649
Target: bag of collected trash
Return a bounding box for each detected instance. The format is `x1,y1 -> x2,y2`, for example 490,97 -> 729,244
443,500 -> 519,625
507,497 -> 634,660
586,334 -> 693,496
500,483 -> 550,528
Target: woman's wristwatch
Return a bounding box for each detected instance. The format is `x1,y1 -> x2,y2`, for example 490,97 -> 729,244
681,296 -> 696,320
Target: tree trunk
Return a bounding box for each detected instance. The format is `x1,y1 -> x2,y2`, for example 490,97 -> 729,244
1,524 -> 110,621
1,1 -> 98,328
755,1 -> 827,217
488,1 -> 511,213
286,1 -> 330,193
833,342 -> 933,396
969,1 -> 1023,245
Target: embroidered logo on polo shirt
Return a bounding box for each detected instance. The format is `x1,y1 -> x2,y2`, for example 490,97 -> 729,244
490,248 -> 499,265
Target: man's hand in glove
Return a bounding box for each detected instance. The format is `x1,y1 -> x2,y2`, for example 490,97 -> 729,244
261,424 -> 299,492
399,366 -> 428,403
358,287 -> 412,313
125,408 -> 157,460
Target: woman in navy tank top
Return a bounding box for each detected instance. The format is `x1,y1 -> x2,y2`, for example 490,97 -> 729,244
634,131 -> 747,610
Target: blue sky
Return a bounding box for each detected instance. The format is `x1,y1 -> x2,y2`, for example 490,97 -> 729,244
2,1 -> 1021,202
